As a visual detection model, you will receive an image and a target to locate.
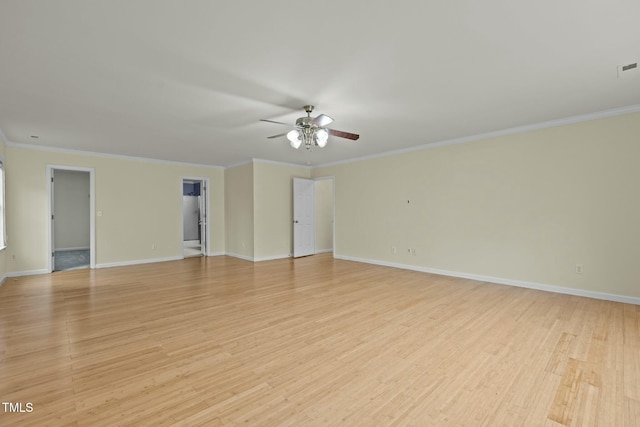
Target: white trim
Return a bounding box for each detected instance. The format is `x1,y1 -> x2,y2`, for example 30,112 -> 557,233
225,159 -> 253,169
6,269 -> 49,277
251,158 -> 312,170
315,248 -> 333,254
334,254 -> 640,306
7,141 -> 224,170
0,275 -> 6,287
47,165 -> 96,271
5,105 -> 640,171
224,253 -> 292,262
96,255 -> 183,269
254,254 -> 291,262
0,128 -> 8,144
208,251 -> 226,257
225,252 -> 254,262
213,252 -> 292,262
314,103 -> 640,169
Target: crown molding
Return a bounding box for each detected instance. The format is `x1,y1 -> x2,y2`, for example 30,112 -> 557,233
224,159 -> 253,169
0,128 -> 8,145
5,103 -> 640,171
251,158 -> 311,170
5,140 -> 224,170
224,158 -> 311,170
313,103 -> 640,169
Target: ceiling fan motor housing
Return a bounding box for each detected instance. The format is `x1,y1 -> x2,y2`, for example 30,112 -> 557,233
295,116 -> 314,128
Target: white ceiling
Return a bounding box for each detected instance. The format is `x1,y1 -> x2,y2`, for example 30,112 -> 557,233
1,1 -> 639,168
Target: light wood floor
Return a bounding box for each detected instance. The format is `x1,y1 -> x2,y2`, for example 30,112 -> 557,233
1,254 -> 638,426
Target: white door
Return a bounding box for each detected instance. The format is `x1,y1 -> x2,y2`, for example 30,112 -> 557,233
199,183 -> 207,256
50,170 -> 56,270
293,178 -> 315,258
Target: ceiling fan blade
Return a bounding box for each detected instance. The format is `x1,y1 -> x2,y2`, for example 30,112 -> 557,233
267,132 -> 288,139
260,119 -> 292,127
311,114 -> 334,127
328,129 -> 360,140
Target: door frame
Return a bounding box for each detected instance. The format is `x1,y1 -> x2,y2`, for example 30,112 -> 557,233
180,177 -> 209,257
47,165 -> 96,272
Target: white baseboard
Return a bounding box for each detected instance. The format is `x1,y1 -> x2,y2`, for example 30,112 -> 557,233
335,254 -> 640,306
315,248 -> 333,254
6,269 -> 50,277
213,252 -> 291,262
208,251 -> 226,257
254,254 -> 291,262
0,275 -> 6,287
216,252 -> 335,262
225,252 -> 254,262
96,255 -> 183,269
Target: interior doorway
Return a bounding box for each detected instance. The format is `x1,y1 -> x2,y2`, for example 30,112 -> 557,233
48,166 -> 96,272
292,177 -> 335,258
182,178 -> 208,258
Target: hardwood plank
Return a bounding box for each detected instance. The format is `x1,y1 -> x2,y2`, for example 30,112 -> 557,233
0,254 -> 638,425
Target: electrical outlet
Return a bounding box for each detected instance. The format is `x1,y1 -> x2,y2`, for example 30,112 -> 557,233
391,246 -> 397,254
152,244 -> 157,250
575,264 -> 583,274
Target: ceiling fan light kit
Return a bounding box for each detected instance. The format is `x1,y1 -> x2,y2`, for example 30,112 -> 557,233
287,129 -> 302,149
261,105 -> 359,151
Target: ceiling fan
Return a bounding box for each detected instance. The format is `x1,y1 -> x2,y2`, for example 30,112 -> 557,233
261,105 -> 359,150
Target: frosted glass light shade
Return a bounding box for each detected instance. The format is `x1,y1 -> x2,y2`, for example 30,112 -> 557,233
315,128 -> 328,148
287,130 -> 302,149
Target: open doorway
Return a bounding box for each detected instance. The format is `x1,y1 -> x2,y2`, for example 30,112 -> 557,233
182,178 -> 208,258
48,166 -> 96,272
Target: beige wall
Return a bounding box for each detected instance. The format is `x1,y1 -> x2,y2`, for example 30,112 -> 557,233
5,111 -> 640,300
6,145 -> 224,273
0,249 -> 4,283
314,178 -> 333,252
224,162 -> 254,259
313,112 -> 640,299
0,137 -> 5,282
253,161 -> 310,260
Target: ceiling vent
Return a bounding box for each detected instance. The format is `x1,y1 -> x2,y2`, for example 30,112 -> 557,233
617,62 -> 639,79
